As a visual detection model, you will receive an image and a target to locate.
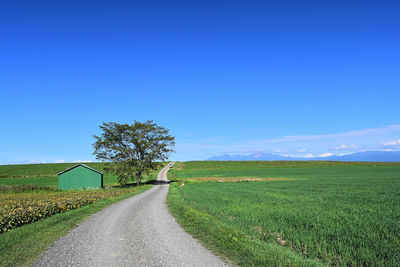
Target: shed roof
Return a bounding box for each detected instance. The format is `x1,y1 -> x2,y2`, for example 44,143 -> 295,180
57,164 -> 104,175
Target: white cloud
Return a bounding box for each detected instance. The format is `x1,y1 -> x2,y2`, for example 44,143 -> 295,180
382,139 -> 400,146
318,152 -> 333,157
303,153 -> 314,158
242,125 -> 400,154
30,160 -> 44,164
73,160 -> 92,163
335,144 -> 357,150
248,124 -> 400,144
297,148 -> 307,152
55,160 -> 66,163
273,149 -> 287,153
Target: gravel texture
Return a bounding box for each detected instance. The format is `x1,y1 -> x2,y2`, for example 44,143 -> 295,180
34,163 -> 229,267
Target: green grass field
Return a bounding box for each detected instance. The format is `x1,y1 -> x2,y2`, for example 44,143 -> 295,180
168,161 -> 400,266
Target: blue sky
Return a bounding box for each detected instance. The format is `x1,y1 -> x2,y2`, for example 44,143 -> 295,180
1,0 -> 399,164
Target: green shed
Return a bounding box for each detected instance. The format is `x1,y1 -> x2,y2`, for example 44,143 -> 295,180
57,164 -> 103,190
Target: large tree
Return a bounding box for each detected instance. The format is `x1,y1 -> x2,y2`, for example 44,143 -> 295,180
93,120 -> 175,185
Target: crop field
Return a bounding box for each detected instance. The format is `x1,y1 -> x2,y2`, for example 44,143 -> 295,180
168,161 -> 400,266
0,186 -> 140,233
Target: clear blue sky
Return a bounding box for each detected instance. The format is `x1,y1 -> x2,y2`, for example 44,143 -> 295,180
1,0 -> 399,164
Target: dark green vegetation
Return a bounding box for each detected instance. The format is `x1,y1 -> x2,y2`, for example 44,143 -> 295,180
93,120 -> 175,185
168,161 -> 400,266
0,184 -> 57,193
0,162 -> 108,178
0,185 -> 151,267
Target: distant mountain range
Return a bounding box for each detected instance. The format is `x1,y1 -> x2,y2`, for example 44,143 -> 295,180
207,151 -> 400,162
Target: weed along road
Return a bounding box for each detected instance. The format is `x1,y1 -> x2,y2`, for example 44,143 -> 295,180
35,163 -> 228,267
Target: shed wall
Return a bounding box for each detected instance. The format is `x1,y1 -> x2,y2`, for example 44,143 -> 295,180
58,166 -> 103,190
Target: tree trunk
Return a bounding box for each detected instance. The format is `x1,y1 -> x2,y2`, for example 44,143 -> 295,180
136,170 -> 142,186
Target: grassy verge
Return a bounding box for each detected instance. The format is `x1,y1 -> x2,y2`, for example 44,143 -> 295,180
0,185 -> 152,267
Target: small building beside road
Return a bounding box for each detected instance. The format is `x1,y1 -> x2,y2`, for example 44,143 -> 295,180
57,164 -> 103,190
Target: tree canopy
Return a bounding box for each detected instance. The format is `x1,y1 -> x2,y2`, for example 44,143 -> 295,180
93,120 -> 175,185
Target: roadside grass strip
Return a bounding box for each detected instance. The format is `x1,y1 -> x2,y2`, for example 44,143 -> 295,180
167,161 -> 400,266
0,185 -> 152,267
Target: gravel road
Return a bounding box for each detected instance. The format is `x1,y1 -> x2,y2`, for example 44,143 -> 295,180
34,163 -> 229,267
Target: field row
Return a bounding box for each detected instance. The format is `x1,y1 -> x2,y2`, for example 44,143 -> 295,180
0,162 -> 111,178
0,188 -> 138,233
